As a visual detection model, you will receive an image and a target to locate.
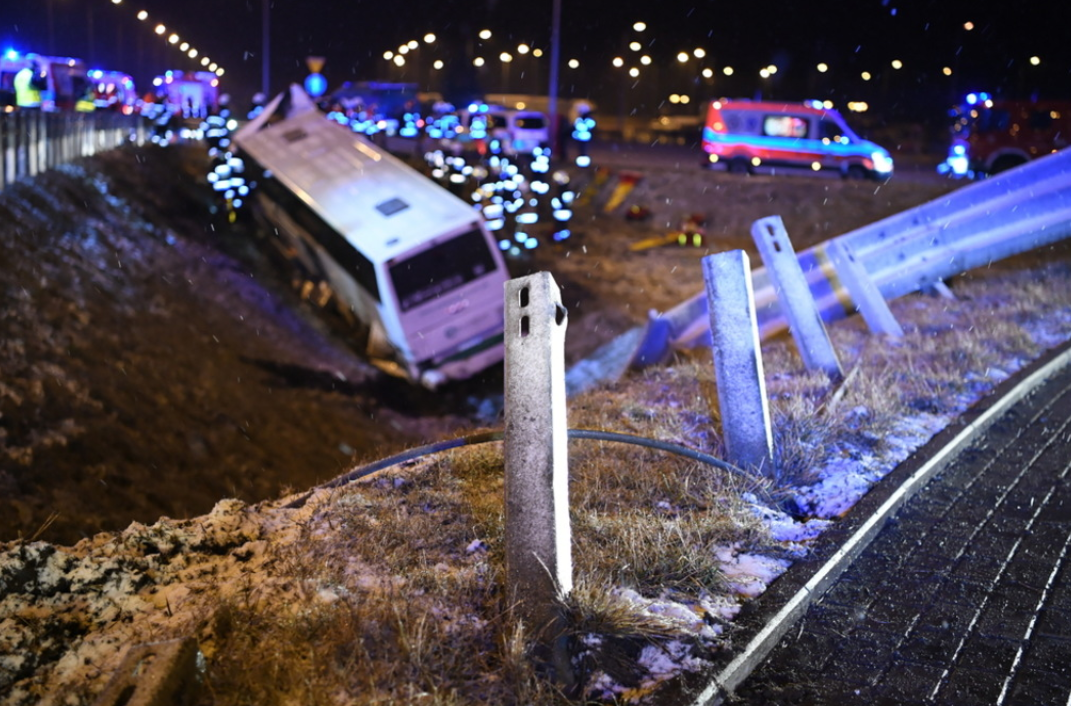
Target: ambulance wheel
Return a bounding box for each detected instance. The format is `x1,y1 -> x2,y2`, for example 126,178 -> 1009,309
845,164 -> 869,180
728,157 -> 751,175
990,155 -> 1026,174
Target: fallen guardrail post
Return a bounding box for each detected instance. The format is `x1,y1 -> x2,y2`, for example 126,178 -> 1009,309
703,251 -> 776,476
503,271 -> 574,682
751,215 -> 844,380
823,238 -> 904,337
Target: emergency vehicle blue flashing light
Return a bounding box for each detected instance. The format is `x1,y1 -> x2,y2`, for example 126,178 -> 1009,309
517,213 -> 539,224
499,239 -> 511,250
524,238 -> 538,249
966,93 -> 978,105
514,231 -> 528,242
576,155 -> 591,167
552,229 -> 572,242
4,49 -> 18,61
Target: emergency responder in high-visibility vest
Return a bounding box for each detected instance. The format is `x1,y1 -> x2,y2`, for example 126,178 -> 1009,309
14,57 -> 45,110
75,87 -> 96,112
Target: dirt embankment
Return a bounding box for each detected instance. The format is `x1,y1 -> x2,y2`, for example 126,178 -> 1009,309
0,145 -> 475,546
0,142 -> 959,546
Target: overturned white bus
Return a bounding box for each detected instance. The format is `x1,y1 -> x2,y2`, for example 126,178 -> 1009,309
234,86 -> 510,388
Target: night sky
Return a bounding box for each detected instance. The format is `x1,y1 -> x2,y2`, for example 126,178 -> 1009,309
3,1 -> 1069,118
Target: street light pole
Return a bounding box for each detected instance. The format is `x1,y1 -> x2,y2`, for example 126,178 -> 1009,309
548,0 -> 561,158
262,0 -> 270,96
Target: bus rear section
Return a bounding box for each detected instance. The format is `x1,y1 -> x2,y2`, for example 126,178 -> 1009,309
701,99 -> 893,179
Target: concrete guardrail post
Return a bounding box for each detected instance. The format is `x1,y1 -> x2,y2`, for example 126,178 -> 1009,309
824,238 -> 904,337
503,272 -> 573,663
751,215 -> 844,380
703,251 -> 776,476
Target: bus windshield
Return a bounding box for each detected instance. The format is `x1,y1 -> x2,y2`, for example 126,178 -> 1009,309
389,228 -> 498,312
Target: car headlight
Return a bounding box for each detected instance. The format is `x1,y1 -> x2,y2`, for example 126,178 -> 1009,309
872,151 -> 894,173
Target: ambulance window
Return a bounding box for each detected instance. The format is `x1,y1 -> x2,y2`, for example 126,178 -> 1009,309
763,115 -> 809,138
820,119 -> 846,142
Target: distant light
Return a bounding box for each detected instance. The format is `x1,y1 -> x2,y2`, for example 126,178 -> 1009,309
680,95 -> 690,104
479,29 -> 492,40
1030,56 -> 1041,66
891,59 -> 903,69
154,24 -> 165,34
942,66 -> 952,76
723,66 -> 734,76
669,93 -> 681,104
393,55 -> 405,66
474,57 -> 485,67
518,43 -> 530,55
640,55 -> 652,66
629,67 -> 640,78
693,48 -> 706,59
209,62 -> 217,71
751,157 -> 762,167
966,92 -> 978,104
677,52 -> 689,63
398,45 -> 409,55
533,48 -> 543,57
201,57 -> 210,66
180,42 -> 189,51
568,59 -> 579,69
137,10 -> 147,20
216,68 -> 225,76
111,0 -> 121,4
168,34 -> 179,44
767,64 -> 778,74
861,71 -> 872,81
383,50 -> 394,60
811,162 -> 822,171
424,33 -> 436,44
823,100 -> 833,109
633,21 -> 646,32
629,41 -> 642,52
433,60 -> 444,70
963,21 -> 974,31
817,62 -> 829,73
407,40 -> 418,49
759,68 -> 770,78
847,101 -> 869,112
500,52 -> 512,63
702,68 -> 713,78
612,57 -> 624,68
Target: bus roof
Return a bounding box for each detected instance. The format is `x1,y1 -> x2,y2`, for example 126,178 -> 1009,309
235,86 -> 482,264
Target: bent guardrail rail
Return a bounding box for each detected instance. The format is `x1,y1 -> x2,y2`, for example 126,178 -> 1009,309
566,147 -> 1071,396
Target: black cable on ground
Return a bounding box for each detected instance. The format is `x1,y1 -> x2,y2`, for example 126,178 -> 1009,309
281,428 -> 749,509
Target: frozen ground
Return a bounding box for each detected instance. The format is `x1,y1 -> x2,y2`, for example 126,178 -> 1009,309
3,140 -> 1069,703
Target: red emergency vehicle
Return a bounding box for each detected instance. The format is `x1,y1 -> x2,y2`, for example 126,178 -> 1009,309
941,93 -> 1071,178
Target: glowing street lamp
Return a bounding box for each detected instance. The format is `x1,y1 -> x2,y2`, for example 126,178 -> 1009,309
474,57 -> 485,67
693,48 -> 706,59
633,21 -> 646,32
479,29 -> 492,40
677,51 -> 689,63
137,10 -> 147,20
612,56 -> 624,68
433,60 -> 444,70
723,66 -> 734,76
518,44 -> 530,55
817,62 -> 829,73
640,55 -> 652,66
154,24 -> 166,35
1030,56 -> 1041,66
629,41 -> 642,52
861,71 -> 872,81
628,67 -> 639,78
424,33 -> 436,44
891,59 -> 903,70
568,59 -> 580,69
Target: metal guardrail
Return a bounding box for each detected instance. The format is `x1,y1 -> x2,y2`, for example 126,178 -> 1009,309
0,110 -> 149,191
566,147 -> 1071,394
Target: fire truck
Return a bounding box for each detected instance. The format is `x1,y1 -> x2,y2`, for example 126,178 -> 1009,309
940,93 -> 1071,178
153,70 -> 220,118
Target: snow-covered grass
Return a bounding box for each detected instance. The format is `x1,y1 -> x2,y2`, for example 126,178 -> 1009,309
6,249 -> 1071,705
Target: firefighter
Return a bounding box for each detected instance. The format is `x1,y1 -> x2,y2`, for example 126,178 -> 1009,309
14,56 -> 45,110
571,104 -> 596,167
